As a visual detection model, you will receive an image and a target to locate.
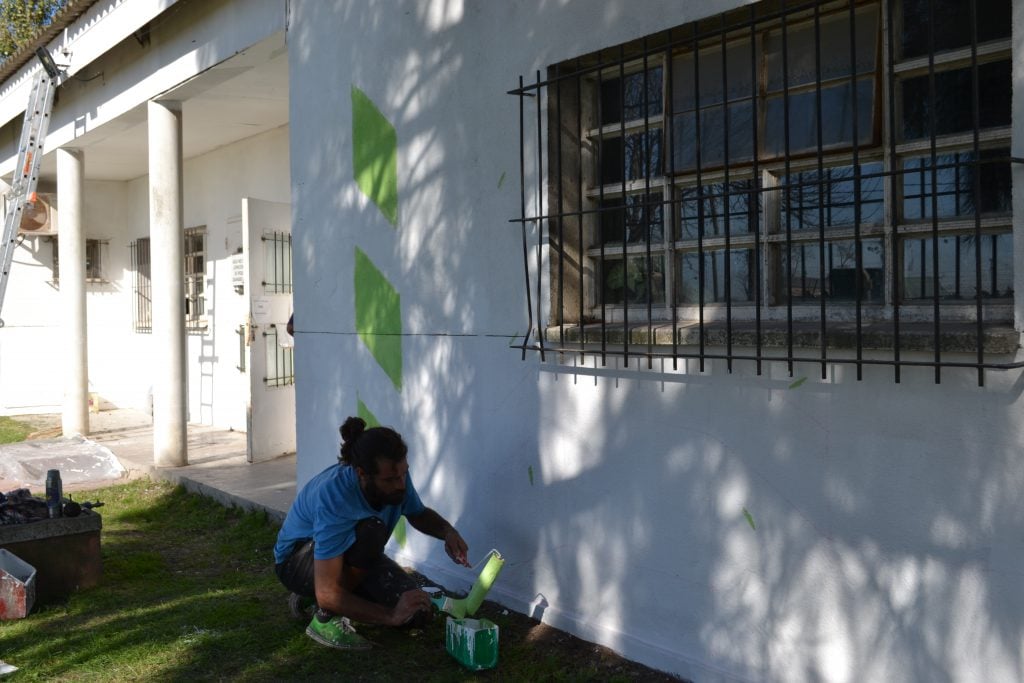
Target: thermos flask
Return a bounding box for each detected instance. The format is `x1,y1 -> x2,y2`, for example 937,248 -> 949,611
45,468 -> 62,518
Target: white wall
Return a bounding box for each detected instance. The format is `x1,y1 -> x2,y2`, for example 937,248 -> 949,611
289,1 -> 1024,681
0,125 -> 290,429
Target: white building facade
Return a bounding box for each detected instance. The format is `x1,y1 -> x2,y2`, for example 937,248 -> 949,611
288,1 -> 1024,681
1,0 -> 1022,680
0,0 -> 295,463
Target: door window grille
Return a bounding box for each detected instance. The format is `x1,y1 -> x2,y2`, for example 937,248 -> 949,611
262,231 -> 293,294
263,324 -> 295,387
513,0 -> 1019,385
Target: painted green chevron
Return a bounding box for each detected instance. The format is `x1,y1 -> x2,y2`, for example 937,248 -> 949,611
351,86 -> 398,226
356,398 -> 381,428
355,247 -> 402,391
356,396 -> 404,545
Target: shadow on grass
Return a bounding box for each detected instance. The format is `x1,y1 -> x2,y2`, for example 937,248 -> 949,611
0,480 -> 680,681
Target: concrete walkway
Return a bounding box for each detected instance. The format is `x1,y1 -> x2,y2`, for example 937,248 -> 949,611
7,409 -> 296,524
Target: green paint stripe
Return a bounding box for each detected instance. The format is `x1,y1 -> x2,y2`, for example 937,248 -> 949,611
351,86 -> 398,226
354,247 -> 402,391
392,516 -> 407,548
357,397 -> 381,428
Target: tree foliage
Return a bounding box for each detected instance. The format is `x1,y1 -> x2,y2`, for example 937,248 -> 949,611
0,0 -> 66,61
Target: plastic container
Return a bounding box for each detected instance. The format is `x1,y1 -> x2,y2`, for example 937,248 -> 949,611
445,617 -> 499,671
0,549 -> 37,620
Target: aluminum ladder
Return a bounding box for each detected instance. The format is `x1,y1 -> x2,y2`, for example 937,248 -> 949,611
0,49 -> 61,328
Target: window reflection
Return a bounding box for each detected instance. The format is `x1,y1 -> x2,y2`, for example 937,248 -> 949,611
900,0 -> 1010,59
600,130 -> 662,184
677,180 -> 758,240
902,149 -> 1011,220
902,233 -> 1013,300
676,249 -> 754,303
602,254 -> 666,305
780,239 -> 884,302
781,163 -> 884,231
599,193 -> 664,245
601,67 -> 664,125
901,60 -> 1011,141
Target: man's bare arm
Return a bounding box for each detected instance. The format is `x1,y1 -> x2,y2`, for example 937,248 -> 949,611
407,508 -> 470,566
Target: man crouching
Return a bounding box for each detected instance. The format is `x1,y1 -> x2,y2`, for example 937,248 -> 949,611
273,416 -> 470,649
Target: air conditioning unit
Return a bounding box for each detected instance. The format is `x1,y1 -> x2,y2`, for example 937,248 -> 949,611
17,193 -> 57,236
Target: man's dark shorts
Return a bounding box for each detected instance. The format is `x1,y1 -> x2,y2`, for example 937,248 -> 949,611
274,517 -> 427,624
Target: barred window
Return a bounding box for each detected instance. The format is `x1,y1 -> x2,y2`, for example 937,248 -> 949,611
184,227 -> 206,333
51,238 -> 106,283
515,0 -> 1017,384
129,228 -> 207,334
129,237 -> 152,333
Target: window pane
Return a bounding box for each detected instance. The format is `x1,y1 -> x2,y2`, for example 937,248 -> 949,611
677,180 -> 758,240
902,149 -> 1011,220
599,130 -> 662,184
671,100 -> 754,170
601,66 -> 663,125
672,38 -> 754,111
901,0 -> 1011,59
780,239 -> 884,302
902,233 -> 1013,300
763,78 -> 875,156
599,193 -> 664,245
764,7 -> 879,91
781,162 -> 884,232
901,60 -> 1010,141
676,249 -> 754,303
602,254 -> 666,305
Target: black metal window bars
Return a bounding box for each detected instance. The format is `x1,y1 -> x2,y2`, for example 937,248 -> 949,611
184,227 -> 206,333
263,324 -> 295,388
129,237 -> 152,333
261,231 -> 293,294
509,0 -> 1022,385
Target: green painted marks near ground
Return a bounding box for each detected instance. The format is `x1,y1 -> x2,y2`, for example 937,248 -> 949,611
352,86 -> 398,226
789,376 -> 807,389
743,507 -> 756,531
355,247 -> 403,391
392,516 -> 407,548
497,171 -> 506,189
356,397 -> 380,428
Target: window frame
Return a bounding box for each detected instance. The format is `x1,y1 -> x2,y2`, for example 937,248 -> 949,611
520,0 -> 1017,383
50,237 -> 108,285
129,228 -> 208,335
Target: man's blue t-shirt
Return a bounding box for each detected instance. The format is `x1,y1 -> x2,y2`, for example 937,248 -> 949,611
273,463 -> 425,564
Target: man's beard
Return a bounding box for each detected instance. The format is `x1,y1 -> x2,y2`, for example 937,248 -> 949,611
365,479 -> 405,507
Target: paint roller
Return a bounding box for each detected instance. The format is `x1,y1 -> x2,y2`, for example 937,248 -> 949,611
431,549 -> 505,618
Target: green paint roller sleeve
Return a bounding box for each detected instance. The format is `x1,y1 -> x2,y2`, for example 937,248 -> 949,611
441,551 -> 505,619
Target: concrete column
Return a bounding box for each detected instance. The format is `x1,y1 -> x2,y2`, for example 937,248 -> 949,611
148,100 -> 187,467
57,148 -> 89,437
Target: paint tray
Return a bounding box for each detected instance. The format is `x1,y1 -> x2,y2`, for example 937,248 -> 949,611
445,617 -> 499,671
0,549 -> 36,620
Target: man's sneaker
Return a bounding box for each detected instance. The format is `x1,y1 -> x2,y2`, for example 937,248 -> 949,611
306,615 -> 372,650
287,592 -> 315,621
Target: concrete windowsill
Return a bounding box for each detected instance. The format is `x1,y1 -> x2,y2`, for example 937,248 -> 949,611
543,321 -> 1021,355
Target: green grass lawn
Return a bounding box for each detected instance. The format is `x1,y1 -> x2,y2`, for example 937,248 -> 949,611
0,416 -> 34,444
0,479 -> 672,682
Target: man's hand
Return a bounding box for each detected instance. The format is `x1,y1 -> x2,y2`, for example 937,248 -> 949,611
389,588 -> 432,626
444,527 -> 471,567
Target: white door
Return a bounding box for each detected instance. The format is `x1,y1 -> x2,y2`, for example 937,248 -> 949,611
242,198 -> 295,463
